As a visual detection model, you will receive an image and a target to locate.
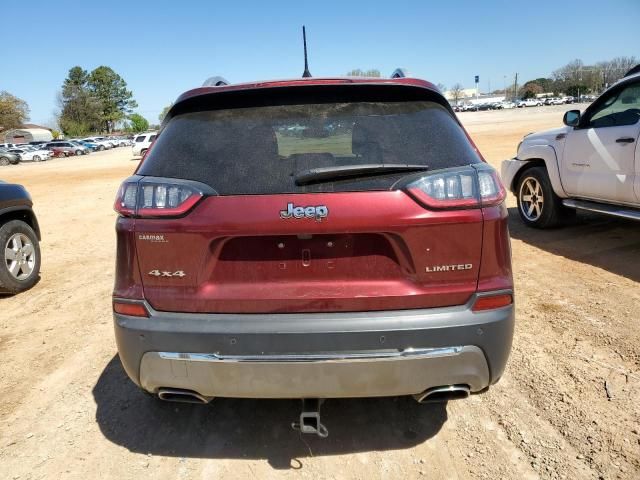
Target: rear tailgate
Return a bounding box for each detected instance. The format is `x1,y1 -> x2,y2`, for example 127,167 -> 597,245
135,190 -> 482,313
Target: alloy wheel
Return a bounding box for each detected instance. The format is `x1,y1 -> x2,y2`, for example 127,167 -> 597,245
4,233 -> 36,280
519,177 -> 544,221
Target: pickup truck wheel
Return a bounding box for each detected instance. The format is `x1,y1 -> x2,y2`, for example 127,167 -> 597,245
0,220 -> 41,293
517,167 -> 568,228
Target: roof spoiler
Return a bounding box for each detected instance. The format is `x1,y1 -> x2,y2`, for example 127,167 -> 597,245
202,76 -> 230,87
390,68 -> 409,79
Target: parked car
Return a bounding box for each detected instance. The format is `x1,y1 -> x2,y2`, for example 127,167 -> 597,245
81,137 -> 113,150
96,136 -> 119,148
131,132 -> 157,157
44,141 -> 86,156
111,136 -> 132,147
0,180 -> 41,292
7,146 -> 51,162
517,98 -> 543,107
550,98 -> 565,105
69,141 -> 90,155
112,73 -> 514,434
502,66 -> 640,228
501,101 -> 516,109
462,103 -> 478,111
0,149 -> 21,166
0,143 -> 18,150
73,140 -> 98,151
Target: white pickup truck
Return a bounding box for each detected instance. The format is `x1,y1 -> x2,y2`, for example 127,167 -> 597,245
502,67 -> 640,228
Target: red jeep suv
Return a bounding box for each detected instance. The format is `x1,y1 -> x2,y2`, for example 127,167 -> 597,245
113,75 -> 514,429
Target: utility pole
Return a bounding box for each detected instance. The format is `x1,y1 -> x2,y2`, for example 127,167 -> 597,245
513,73 -> 518,101
475,75 -> 479,101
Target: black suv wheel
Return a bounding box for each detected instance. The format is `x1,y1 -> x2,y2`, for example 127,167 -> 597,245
0,220 -> 41,293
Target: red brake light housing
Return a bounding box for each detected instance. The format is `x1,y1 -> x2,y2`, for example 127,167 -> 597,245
472,293 -> 513,312
113,301 -> 149,317
402,164 -> 506,210
114,178 -> 205,218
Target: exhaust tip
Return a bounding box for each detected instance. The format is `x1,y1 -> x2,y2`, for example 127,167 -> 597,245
157,388 -> 211,404
414,385 -> 470,404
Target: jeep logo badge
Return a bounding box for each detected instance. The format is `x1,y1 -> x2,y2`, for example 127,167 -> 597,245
280,202 -> 329,221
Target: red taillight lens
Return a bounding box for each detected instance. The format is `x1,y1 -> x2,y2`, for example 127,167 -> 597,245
404,165 -> 506,210
114,181 -> 203,218
472,293 -> 513,312
476,168 -> 506,207
114,182 -> 138,216
113,301 -> 149,317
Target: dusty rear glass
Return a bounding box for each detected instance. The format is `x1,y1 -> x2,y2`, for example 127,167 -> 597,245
139,101 -> 482,194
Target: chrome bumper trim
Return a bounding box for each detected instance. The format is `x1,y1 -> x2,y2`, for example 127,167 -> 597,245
158,346 -> 463,363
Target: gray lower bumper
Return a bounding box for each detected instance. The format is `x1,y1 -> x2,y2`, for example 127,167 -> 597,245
114,293 -> 514,399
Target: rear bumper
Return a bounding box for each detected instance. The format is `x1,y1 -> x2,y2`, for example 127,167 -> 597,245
113,292 -> 514,399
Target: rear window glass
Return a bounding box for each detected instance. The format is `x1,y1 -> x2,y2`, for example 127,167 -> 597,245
139,101 -> 481,194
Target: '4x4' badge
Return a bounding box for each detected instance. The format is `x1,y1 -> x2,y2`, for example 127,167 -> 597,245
148,270 -> 186,278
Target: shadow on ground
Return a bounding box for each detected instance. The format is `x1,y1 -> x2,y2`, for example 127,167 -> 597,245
508,207 -> 640,282
93,356 -> 448,469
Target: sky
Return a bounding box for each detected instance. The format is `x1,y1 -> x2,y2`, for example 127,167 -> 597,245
3,0 -> 639,126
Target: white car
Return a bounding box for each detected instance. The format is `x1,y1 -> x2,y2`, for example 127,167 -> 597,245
501,68 -> 640,228
501,101 -> 516,109
8,146 -> 51,162
81,137 -> 113,150
517,98 -> 543,107
132,132 -> 158,157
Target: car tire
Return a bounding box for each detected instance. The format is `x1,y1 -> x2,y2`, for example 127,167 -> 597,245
99,145 -> 105,151
33,155 -> 41,162
140,149 -> 148,157
516,167 -> 573,228
0,156 -> 9,166
0,220 -> 41,294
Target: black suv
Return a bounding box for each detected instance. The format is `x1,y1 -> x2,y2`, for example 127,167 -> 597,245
0,181 -> 41,293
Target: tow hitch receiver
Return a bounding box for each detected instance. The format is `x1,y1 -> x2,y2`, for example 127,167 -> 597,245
292,398 -> 328,438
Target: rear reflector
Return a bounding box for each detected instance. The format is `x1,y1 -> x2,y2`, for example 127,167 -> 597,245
113,301 -> 149,317
472,294 -> 513,312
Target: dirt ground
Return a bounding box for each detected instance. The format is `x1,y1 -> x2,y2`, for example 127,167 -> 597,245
0,104 -> 638,480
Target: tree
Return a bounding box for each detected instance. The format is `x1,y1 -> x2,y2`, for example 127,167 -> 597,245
128,113 -> 149,133
345,69 -> 381,77
519,81 -> 543,99
565,84 -> 588,97
0,91 -> 29,132
596,56 -> 637,88
158,104 -> 172,123
87,66 -> 137,132
449,83 -> 465,104
436,83 -> 446,93
59,66 -> 102,136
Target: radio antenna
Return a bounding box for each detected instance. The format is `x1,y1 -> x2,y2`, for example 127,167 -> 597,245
302,26 -> 312,78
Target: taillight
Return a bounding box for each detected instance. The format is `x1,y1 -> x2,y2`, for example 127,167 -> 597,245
472,293 -> 513,312
114,180 -> 203,218
404,165 -> 505,210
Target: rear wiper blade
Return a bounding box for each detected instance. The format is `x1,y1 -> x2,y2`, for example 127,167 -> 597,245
294,164 -> 430,186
